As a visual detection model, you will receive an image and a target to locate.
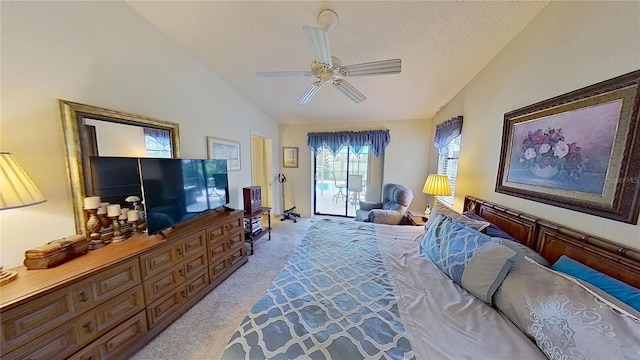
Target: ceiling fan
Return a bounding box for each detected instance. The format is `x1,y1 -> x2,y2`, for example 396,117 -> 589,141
257,9 -> 402,104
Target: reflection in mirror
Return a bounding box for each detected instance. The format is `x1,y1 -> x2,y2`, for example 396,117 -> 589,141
84,119 -> 173,158
60,100 -> 180,234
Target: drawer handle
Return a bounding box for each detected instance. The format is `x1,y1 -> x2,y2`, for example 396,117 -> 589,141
178,269 -> 184,277
79,291 -> 89,302
181,290 -> 187,298
176,248 -> 183,256
83,321 -> 94,333
86,354 -> 95,360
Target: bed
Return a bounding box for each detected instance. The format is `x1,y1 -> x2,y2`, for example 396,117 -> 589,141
221,196 -> 640,359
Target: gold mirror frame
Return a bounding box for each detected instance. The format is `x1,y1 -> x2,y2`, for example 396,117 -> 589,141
60,100 -> 180,234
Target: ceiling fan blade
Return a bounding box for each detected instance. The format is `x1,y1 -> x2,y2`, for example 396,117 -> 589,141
333,79 -> 366,103
257,71 -> 312,78
298,81 -> 323,104
303,26 -> 332,66
344,58 -> 401,77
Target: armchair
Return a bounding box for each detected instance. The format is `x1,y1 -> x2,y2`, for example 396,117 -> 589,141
355,183 -> 414,224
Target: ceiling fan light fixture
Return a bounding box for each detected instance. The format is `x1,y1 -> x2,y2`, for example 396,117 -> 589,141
333,79 -> 366,103
317,9 -> 338,30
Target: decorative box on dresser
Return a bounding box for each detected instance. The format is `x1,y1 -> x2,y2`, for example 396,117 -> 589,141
0,209 -> 246,360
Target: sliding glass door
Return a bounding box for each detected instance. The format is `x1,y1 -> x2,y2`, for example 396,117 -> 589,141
314,145 -> 369,217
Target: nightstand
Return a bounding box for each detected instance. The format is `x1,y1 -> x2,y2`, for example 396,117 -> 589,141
407,210 -> 428,226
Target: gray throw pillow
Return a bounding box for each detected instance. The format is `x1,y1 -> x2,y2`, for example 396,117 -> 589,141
499,239 -> 550,267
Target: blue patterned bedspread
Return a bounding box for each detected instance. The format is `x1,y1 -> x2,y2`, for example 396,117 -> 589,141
221,219 -> 414,359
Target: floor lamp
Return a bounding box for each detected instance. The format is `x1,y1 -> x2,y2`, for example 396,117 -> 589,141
0,152 -> 46,285
422,174 -> 451,216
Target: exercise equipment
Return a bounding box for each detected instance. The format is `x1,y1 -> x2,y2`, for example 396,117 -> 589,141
278,173 -> 300,222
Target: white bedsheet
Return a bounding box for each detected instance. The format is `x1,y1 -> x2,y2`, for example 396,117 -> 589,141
375,224 -> 545,360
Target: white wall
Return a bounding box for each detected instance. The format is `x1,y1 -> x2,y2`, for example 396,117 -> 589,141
430,1 -> 640,250
0,2 -> 279,268
279,119 -> 432,217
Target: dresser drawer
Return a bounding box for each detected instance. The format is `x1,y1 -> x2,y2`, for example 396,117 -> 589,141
228,230 -> 244,249
183,252 -> 208,279
226,215 -> 243,234
88,259 -> 141,304
3,318 -> 82,360
5,285 -> 145,360
1,286 -> 78,354
145,285 -> 187,329
180,230 -> 207,259
72,344 -> 99,360
84,311 -> 147,360
141,264 -> 184,306
185,270 -> 209,298
0,259 -> 139,355
139,242 -> 184,280
228,245 -> 246,268
208,238 -> 229,264
206,222 -> 228,244
77,286 -> 145,344
209,257 -> 231,283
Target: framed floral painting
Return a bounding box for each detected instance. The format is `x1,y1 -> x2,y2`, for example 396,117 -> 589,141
496,70 -> 640,223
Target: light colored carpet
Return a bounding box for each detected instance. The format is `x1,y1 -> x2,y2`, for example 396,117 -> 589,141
130,217 -> 313,360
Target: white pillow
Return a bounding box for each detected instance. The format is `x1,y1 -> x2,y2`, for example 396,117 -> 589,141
425,201 -> 490,232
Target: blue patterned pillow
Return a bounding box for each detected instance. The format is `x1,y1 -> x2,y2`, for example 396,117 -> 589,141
421,215 -> 521,304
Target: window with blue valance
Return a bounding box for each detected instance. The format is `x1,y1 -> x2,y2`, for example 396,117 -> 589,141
307,129 -> 390,157
434,116 -> 463,155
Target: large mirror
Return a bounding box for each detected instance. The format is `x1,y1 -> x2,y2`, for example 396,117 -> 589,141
60,100 -> 180,234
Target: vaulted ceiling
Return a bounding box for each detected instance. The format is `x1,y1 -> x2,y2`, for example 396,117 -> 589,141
127,1 -> 548,124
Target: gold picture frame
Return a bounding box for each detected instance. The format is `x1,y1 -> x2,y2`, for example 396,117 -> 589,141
495,70 -> 640,223
283,147 -> 299,168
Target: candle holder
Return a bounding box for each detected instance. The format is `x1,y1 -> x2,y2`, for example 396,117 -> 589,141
126,196 -> 144,219
110,215 -> 125,242
129,220 -> 140,235
127,209 -> 141,235
98,204 -> 110,228
85,208 -> 102,242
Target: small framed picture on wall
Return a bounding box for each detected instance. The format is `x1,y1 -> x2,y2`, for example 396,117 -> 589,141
283,147 -> 298,168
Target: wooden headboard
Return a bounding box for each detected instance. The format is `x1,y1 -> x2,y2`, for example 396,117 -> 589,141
464,196 -> 640,288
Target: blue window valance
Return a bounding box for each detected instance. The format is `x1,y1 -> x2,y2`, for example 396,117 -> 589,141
434,116 -> 463,155
307,129 -> 390,157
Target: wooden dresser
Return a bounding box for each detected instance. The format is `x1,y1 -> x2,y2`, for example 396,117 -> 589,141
0,209 -> 246,360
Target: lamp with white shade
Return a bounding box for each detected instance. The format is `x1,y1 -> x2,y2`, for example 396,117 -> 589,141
422,174 -> 452,215
0,152 -> 46,285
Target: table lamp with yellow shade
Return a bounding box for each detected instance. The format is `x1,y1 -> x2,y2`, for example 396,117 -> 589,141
422,174 -> 451,216
0,152 -> 46,285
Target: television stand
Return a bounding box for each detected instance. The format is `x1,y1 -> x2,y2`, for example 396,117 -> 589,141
244,207 -> 271,255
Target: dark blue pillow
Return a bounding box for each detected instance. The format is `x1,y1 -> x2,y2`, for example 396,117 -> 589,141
552,255 -> 640,312
463,211 -> 518,242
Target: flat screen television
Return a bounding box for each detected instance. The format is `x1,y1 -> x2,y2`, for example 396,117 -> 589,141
139,158 -> 230,234
88,156 -> 142,206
